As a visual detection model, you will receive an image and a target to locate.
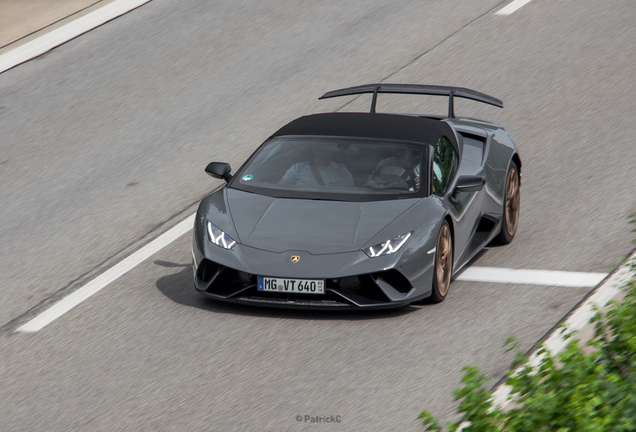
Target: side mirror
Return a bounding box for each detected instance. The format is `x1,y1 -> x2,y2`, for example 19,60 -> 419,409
454,175 -> 485,194
205,162 -> 232,182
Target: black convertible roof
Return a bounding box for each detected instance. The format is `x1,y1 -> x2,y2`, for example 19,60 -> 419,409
272,112 -> 459,153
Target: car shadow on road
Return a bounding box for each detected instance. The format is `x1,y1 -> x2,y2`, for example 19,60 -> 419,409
154,260 -> 422,320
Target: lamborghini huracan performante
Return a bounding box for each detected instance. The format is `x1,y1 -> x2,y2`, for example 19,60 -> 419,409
192,84 -> 521,309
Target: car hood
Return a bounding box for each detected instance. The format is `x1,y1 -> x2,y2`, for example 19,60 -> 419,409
225,189 -> 419,254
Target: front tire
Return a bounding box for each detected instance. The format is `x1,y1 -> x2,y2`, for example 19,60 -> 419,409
429,221 -> 452,303
495,161 -> 520,245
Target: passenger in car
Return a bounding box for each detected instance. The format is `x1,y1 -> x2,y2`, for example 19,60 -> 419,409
278,144 -> 354,187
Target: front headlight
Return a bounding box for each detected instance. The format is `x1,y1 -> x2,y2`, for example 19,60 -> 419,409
363,232 -> 412,257
207,221 -> 237,249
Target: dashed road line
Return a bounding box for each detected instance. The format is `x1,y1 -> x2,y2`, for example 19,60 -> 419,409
16,213 -> 195,333
495,0 -> 534,16
0,0 -> 151,75
456,267 -> 607,287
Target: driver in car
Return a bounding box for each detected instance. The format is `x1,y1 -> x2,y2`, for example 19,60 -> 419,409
278,145 -> 354,187
368,148 -> 421,190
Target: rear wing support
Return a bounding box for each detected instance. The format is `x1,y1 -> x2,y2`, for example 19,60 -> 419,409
319,84 -> 503,118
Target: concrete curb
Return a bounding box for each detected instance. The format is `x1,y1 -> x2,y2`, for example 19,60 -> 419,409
453,250 -> 636,430
0,0 -> 151,75
492,248 -> 636,408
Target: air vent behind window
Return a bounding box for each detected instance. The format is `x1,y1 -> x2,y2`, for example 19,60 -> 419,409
460,133 -> 486,165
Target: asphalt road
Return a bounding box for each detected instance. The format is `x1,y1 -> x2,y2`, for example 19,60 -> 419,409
1,0 -> 636,430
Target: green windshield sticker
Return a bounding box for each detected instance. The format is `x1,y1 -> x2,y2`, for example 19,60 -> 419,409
242,174 -> 253,181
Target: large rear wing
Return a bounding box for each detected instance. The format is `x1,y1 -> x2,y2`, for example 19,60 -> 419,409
319,84 -> 503,118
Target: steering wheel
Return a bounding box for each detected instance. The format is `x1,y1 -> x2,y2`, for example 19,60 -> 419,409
366,174 -> 410,190
368,160 -> 417,190
374,160 -> 412,176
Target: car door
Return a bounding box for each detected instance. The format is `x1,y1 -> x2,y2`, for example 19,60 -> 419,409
432,134 -> 485,268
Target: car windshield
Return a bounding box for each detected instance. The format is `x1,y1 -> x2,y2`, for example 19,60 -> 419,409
229,136 -> 429,201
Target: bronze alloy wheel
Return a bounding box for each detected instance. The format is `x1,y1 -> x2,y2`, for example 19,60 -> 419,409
435,223 -> 452,297
504,167 -> 520,236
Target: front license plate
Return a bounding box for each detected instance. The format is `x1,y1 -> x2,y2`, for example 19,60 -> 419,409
258,277 -> 325,294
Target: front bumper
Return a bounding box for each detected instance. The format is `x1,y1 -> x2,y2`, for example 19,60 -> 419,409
193,256 -> 418,309
191,201 -> 439,310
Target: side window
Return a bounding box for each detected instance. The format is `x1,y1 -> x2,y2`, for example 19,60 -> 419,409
431,136 -> 458,196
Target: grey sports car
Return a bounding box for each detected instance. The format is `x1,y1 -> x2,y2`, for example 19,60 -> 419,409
192,84 -> 521,309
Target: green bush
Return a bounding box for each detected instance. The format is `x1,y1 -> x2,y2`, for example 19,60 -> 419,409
419,259 -> 636,432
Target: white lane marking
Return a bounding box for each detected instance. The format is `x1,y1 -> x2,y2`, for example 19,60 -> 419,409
491,254 -> 635,410
16,213 -> 195,333
495,0 -> 534,16
0,0 -> 151,75
457,266 -> 607,287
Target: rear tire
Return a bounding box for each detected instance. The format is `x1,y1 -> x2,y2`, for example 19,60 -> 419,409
429,221 -> 452,303
495,161 -> 520,245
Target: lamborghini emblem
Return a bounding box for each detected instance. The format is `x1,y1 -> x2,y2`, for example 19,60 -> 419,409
291,255 -> 300,263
